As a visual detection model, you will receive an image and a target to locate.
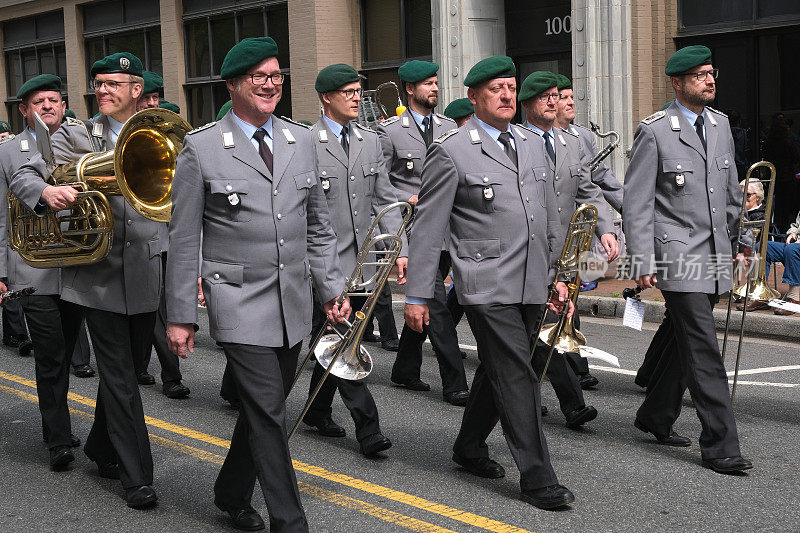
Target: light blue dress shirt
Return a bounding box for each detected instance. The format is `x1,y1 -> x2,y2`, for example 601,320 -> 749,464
107,116 -> 124,145
231,111 -> 273,152
674,99 -> 706,139
323,114 -> 349,144
408,108 -> 432,132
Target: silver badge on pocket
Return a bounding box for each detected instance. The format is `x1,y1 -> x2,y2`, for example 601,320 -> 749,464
228,193 -> 240,205
407,160 -> 414,170
483,186 -> 494,200
675,173 -> 685,187
322,179 -> 330,191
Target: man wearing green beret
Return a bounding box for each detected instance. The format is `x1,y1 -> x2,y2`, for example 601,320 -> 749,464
624,45 -> 752,474
137,70 -> 163,111
216,100 -> 232,121
0,121 -> 11,139
519,70 -> 614,428
443,97 -> 474,127
0,73 -> 92,472
378,60 -> 469,406
166,36 -> 349,532
303,62 -> 406,456
10,52 -> 162,509
404,55 -> 576,510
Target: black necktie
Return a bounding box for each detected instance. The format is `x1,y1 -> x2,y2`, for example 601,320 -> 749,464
498,132 -> 518,168
253,129 -> 273,175
695,115 -> 706,152
422,116 -> 433,146
543,131 -> 556,163
340,123 -> 349,156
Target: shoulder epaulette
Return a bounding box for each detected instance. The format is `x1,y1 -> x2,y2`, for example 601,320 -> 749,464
641,110 -> 666,125
0,134 -> 15,145
571,123 -> 591,133
434,129 -> 459,144
65,117 -> 84,127
379,116 -> 400,127
515,123 -> 536,133
435,112 -> 456,123
353,122 -> 375,134
187,121 -> 216,135
279,116 -> 312,129
562,126 -> 579,137
705,106 -> 727,118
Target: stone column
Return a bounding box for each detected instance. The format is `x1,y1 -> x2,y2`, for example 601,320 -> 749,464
159,0 -> 187,116
571,0 -> 633,186
0,26 -> 7,121
63,1 -> 87,120
431,0 -> 505,109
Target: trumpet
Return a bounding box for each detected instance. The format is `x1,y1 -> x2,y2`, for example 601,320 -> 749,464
287,201 -> 411,440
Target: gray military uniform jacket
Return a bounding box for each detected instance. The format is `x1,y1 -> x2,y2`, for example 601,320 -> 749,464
311,117 -> 405,282
569,124 -> 623,213
166,112 -> 345,348
623,102 -> 742,294
0,129 -> 61,294
10,115 -> 163,314
376,109 -> 456,202
406,116 -> 563,306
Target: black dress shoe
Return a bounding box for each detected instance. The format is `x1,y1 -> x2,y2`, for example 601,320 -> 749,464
215,501 -> 266,531
579,373 -> 599,390
452,453 -> 505,478
381,338 -> 400,351
702,456 -> 753,474
86,453 -> 120,479
73,364 -> 95,378
362,331 -> 381,342
18,340 -> 33,357
392,377 -> 431,391
49,446 -> 75,470
3,334 -> 27,348
443,390 -> 470,406
163,380 -> 191,399
137,372 -> 156,385
634,418 -> 691,447
521,484 -> 575,510
565,405 -> 598,428
360,433 -> 392,456
69,434 -> 81,447
303,416 -> 346,437
124,485 -> 158,509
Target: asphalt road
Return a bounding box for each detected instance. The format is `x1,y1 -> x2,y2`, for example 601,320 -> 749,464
0,303 -> 798,532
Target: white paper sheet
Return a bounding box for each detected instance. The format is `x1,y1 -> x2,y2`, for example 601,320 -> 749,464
623,297 -> 645,331
578,346 -> 621,368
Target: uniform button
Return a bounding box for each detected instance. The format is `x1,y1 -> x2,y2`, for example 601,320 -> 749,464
273,189 -> 278,195
407,153 -> 412,157
676,164 -> 682,171
558,207 -> 562,212
306,177 -> 311,184
213,273 -> 220,280
125,241 -> 131,247
531,234 -> 536,239
355,228 -> 359,234
279,264 -> 284,270
279,239 -> 284,245
226,185 -> 232,192
127,219 -> 132,225
663,233 -> 668,239
277,214 -> 282,220
530,215 -> 534,220
476,252 -> 482,259
724,159 -> 729,165
519,181 -> 524,186
526,197 -> 530,202
352,193 -> 356,198
712,207 -> 716,213
713,227 -> 717,232
350,176 -> 355,181
556,191 -> 560,196
555,176 -> 560,181
321,171 -> 327,176
542,172 -> 546,177
483,177 -> 489,183
353,210 -> 358,216
370,168 -> 374,173
709,187 -> 714,193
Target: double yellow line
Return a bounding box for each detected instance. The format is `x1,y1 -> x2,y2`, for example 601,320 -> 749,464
0,370 -> 534,533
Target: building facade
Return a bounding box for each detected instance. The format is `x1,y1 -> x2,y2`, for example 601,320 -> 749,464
0,0 -> 797,177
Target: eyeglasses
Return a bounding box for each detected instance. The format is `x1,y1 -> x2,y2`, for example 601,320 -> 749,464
248,73 -> 285,86
684,68 -> 719,82
537,92 -> 560,103
91,80 -> 137,92
333,88 -> 363,100
746,192 -> 757,198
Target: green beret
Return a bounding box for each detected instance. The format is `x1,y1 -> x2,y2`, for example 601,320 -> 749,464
64,109 -> 76,119
142,71 -> 164,95
159,100 -> 180,113
216,100 -> 233,121
443,98 -> 474,120
315,63 -> 360,93
518,71 -> 559,102
220,37 -> 279,80
556,74 -> 572,91
398,60 -> 439,83
90,52 -> 143,78
463,55 -> 516,87
659,101 -> 673,111
0,121 -> 11,134
665,45 -> 712,76
297,119 -> 313,126
17,74 -> 62,101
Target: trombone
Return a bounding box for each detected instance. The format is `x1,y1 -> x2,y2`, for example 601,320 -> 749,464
721,160 -> 778,402
531,203 -> 598,378
287,201 -> 411,440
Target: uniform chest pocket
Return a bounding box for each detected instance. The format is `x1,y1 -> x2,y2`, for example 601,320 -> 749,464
202,259 -> 244,330
654,222 -> 690,260
465,173 -> 502,213
362,162 -> 380,196
661,159 -> 693,196
209,179 -> 251,222
399,148 -> 423,173
294,171 -> 315,216
456,238 -> 501,294
715,153 -> 732,172
318,166 -> 339,199
569,164 -> 582,179
532,166 -> 549,207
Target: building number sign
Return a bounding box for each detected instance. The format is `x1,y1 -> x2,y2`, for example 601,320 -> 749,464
545,15 -> 572,35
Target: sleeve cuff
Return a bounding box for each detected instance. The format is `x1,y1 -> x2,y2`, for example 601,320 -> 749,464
405,296 -> 427,305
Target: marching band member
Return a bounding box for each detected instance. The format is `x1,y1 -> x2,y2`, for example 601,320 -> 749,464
11,52 -> 162,508
405,55 -> 575,510
377,60 -> 469,405
442,97 -> 474,127
302,63 -> 403,456
624,45 -> 752,473
166,37 -> 349,531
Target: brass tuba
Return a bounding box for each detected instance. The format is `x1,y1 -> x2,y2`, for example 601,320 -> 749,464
8,108 -> 192,268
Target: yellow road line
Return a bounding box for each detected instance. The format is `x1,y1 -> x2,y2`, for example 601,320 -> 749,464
0,370 -> 535,533
0,381 -> 456,533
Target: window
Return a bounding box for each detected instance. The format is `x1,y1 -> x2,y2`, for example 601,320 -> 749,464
3,11 -> 66,133
182,2 -> 291,126
679,0 -> 800,32
360,0 -> 432,91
